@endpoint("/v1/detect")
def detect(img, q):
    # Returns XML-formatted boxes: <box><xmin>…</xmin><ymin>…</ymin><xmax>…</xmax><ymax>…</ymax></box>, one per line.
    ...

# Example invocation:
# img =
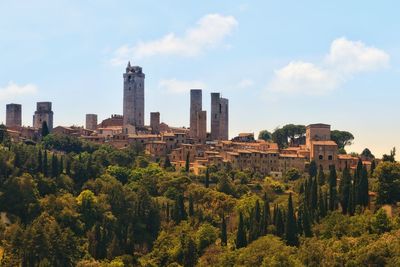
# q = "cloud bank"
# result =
<box><xmin>267</xmin><ymin>37</ymin><xmax>389</xmax><ymax>95</ymax></box>
<box><xmin>111</xmin><ymin>14</ymin><xmax>238</xmax><ymax>65</ymax></box>
<box><xmin>0</xmin><ymin>81</ymin><xmax>38</xmax><ymax>101</ymax></box>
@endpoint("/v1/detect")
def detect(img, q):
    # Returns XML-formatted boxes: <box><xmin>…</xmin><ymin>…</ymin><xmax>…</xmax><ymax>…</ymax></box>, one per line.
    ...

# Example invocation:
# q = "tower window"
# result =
<box><xmin>319</xmin><ymin>155</ymin><xmax>323</xmax><ymax>160</ymax></box>
<box><xmin>328</xmin><ymin>155</ymin><xmax>333</xmax><ymax>160</ymax></box>
<box><xmin>128</xmin><ymin>87</ymin><xmax>131</xmax><ymax>91</ymax></box>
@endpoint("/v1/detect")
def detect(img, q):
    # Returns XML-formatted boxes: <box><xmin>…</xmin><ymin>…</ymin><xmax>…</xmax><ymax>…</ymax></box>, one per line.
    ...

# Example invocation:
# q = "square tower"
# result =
<box><xmin>210</xmin><ymin>92</ymin><xmax>221</xmax><ymax>140</ymax></box>
<box><xmin>6</xmin><ymin>103</ymin><xmax>22</xmax><ymax>127</ymax></box>
<box><xmin>86</xmin><ymin>114</ymin><xmax>98</xmax><ymax>130</ymax></box>
<box><xmin>190</xmin><ymin>89</ymin><xmax>202</xmax><ymax>137</ymax></box>
<box><xmin>33</xmin><ymin>102</ymin><xmax>53</xmax><ymax>130</ymax></box>
<box><xmin>219</xmin><ymin>98</ymin><xmax>229</xmax><ymax>140</ymax></box>
<box><xmin>150</xmin><ymin>112</ymin><xmax>160</xmax><ymax>134</ymax></box>
<box><xmin>123</xmin><ymin>61</ymin><xmax>145</xmax><ymax>127</ymax></box>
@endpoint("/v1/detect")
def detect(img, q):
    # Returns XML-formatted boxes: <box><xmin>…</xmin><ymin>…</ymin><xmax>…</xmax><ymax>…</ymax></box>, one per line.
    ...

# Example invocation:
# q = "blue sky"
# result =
<box><xmin>0</xmin><ymin>0</ymin><xmax>399</xmax><ymax>157</ymax></box>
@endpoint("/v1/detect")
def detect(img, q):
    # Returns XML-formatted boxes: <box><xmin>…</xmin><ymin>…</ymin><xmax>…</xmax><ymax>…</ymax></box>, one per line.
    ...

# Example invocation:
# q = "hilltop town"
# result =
<box><xmin>3</xmin><ymin>62</ymin><xmax>374</xmax><ymax>178</ymax></box>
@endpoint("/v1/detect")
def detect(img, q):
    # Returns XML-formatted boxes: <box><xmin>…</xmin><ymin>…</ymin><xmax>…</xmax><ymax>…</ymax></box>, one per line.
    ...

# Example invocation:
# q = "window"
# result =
<box><xmin>328</xmin><ymin>155</ymin><xmax>333</xmax><ymax>160</ymax></box>
<box><xmin>319</xmin><ymin>155</ymin><xmax>323</xmax><ymax>160</ymax></box>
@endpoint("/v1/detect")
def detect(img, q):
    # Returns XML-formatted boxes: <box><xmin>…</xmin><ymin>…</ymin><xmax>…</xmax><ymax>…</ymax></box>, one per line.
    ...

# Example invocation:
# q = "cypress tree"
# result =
<box><xmin>311</xmin><ymin>177</ymin><xmax>318</xmax><ymax>213</ymax></box>
<box><xmin>284</xmin><ymin>193</ymin><xmax>299</xmax><ymax>246</ymax></box>
<box><xmin>356</xmin><ymin>158</ymin><xmax>363</xmax><ymax>179</ymax></box>
<box><xmin>51</xmin><ymin>153</ymin><xmax>58</xmax><ymax>178</ymax></box>
<box><xmin>221</xmin><ymin>215</ymin><xmax>227</xmax><ymax>246</ymax></box>
<box><xmin>43</xmin><ymin>150</ymin><xmax>48</xmax><ymax>177</ymax></box>
<box><xmin>37</xmin><ymin>149</ymin><xmax>43</xmax><ymax>173</ymax></box>
<box><xmin>188</xmin><ymin>194</ymin><xmax>194</xmax><ymax>217</ymax></box>
<box><xmin>328</xmin><ymin>165</ymin><xmax>338</xmax><ymax>211</ymax></box>
<box><xmin>66</xmin><ymin>157</ymin><xmax>71</xmax><ymax>176</ymax></box>
<box><xmin>236</xmin><ymin>212</ymin><xmax>247</xmax><ymax>248</ymax></box>
<box><xmin>309</xmin><ymin>160</ymin><xmax>318</xmax><ymax>178</ymax></box>
<box><xmin>182</xmin><ymin>236</ymin><xmax>198</xmax><ymax>267</ymax></box>
<box><xmin>41</xmin><ymin>121</ymin><xmax>50</xmax><ymax>137</ymax></box>
<box><xmin>59</xmin><ymin>156</ymin><xmax>64</xmax><ymax>175</ymax></box>
<box><xmin>276</xmin><ymin>208</ymin><xmax>285</xmax><ymax>237</ymax></box>
<box><xmin>178</xmin><ymin>194</ymin><xmax>187</xmax><ymax>221</ymax></box>
<box><xmin>261</xmin><ymin>194</ymin><xmax>270</xmax><ymax>235</ymax></box>
<box><xmin>348</xmin><ymin>183</ymin><xmax>355</xmax><ymax>216</ymax></box>
<box><xmin>358</xmin><ymin>165</ymin><xmax>369</xmax><ymax>207</ymax></box>
<box><xmin>318</xmin><ymin>165</ymin><xmax>325</xmax><ymax>185</ymax></box>
<box><xmin>185</xmin><ymin>152</ymin><xmax>190</xmax><ymax>173</ymax></box>
<box><xmin>370</xmin><ymin>160</ymin><xmax>376</xmax><ymax>176</ymax></box>
<box><xmin>297</xmin><ymin>206</ymin><xmax>303</xmax><ymax>235</ymax></box>
<box><xmin>163</xmin><ymin>156</ymin><xmax>172</xmax><ymax>169</ymax></box>
<box><xmin>339</xmin><ymin>166</ymin><xmax>351</xmax><ymax>214</ymax></box>
<box><xmin>323</xmin><ymin>191</ymin><xmax>329</xmax><ymax>215</ymax></box>
<box><xmin>205</xmin><ymin>168</ymin><xmax>210</xmax><ymax>188</ymax></box>
<box><xmin>318</xmin><ymin>188</ymin><xmax>326</xmax><ymax>218</ymax></box>
<box><xmin>302</xmin><ymin>205</ymin><xmax>313</xmax><ymax>237</ymax></box>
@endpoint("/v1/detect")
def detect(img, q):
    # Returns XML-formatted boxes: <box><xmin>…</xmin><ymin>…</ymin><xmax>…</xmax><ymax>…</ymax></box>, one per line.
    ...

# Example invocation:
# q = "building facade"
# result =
<box><xmin>123</xmin><ymin>62</ymin><xmax>145</xmax><ymax>127</ymax></box>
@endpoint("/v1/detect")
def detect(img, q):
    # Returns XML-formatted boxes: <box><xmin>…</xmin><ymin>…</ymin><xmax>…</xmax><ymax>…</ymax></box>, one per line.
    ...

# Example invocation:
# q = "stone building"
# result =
<box><xmin>150</xmin><ymin>112</ymin><xmax>160</xmax><ymax>134</ymax></box>
<box><xmin>99</xmin><ymin>114</ymin><xmax>123</xmax><ymax>128</ymax></box>
<box><xmin>197</xmin><ymin>110</ymin><xmax>207</xmax><ymax>143</ymax></box>
<box><xmin>33</xmin><ymin>102</ymin><xmax>53</xmax><ymax>130</ymax></box>
<box><xmin>85</xmin><ymin>114</ymin><xmax>98</xmax><ymax>130</ymax></box>
<box><xmin>6</xmin><ymin>103</ymin><xmax>22</xmax><ymax>127</ymax></box>
<box><xmin>190</xmin><ymin>89</ymin><xmax>202</xmax><ymax>137</ymax></box>
<box><xmin>123</xmin><ymin>62</ymin><xmax>145</xmax><ymax>128</ymax></box>
<box><xmin>306</xmin><ymin>123</ymin><xmax>331</xmax><ymax>149</ymax></box>
<box><xmin>211</xmin><ymin>93</ymin><xmax>229</xmax><ymax>140</ymax></box>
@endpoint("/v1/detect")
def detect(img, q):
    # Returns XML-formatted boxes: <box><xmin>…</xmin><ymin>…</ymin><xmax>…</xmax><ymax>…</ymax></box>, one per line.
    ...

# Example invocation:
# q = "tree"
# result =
<box><xmin>371</xmin><ymin>160</ymin><xmax>376</xmax><ymax>176</ymax></box>
<box><xmin>361</xmin><ymin>148</ymin><xmax>375</xmax><ymax>160</ymax></box>
<box><xmin>188</xmin><ymin>194</ymin><xmax>194</xmax><ymax>217</ymax></box>
<box><xmin>302</xmin><ymin>205</ymin><xmax>312</xmax><ymax>237</ymax></box>
<box><xmin>372</xmin><ymin>209</ymin><xmax>391</xmax><ymax>234</ymax></box>
<box><xmin>317</xmin><ymin>165</ymin><xmax>325</xmax><ymax>185</ymax></box>
<box><xmin>330</xmin><ymin>130</ymin><xmax>354</xmax><ymax>149</ymax></box>
<box><xmin>376</xmin><ymin>162</ymin><xmax>400</xmax><ymax>204</ymax></box>
<box><xmin>205</xmin><ymin>168</ymin><xmax>210</xmax><ymax>188</ymax></box>
<box><xmin>358</xmin><ymin>165</ymin><xmax>369</xmax><ymax>207</ymax></box>
<box><xmin>43</xmin><ymin>150</ymin><xmax>48</xmax><ymax>177</ymax></box>
<box><xmin>284</xmin><ymin>193</ymin><xmax>298</xmax><ymax>246</ymax></box>
<box><xmin>258</xmin><ymin>130</ymin><xmax>272</xmax><ymax>141</ymax></box>
<box><xmin>309</xmin><ymin>160</ymin><xmax>317</xmax><ymax>178</ymax></box>
<box><xmin>382</xmin><ymin>147</ymin><xmax>396</xmax><ymax>162</ymax></box>
<box><xmin>0</xmin><ymin>124</ymin><xmax>9</xmax><ymax>143</ymax></box>
<box><xmin>285</xmin><ymin>168</ymin><xmax>301</xmax><ymax>181</ymax></box>
<box><xmin>51</xmin><ymin>153</ymin><xmax>58</xmax><ymax>178</ymax></box>
<box><xmin>185</xmin><ymin>152</ymin><xmax>190</xmax><ymax>173</ymax></box>
<box><xmin>236</xmin><ymin>212</ymin><xmax>247</xmax><ymax>248</ymax></box>
<box><xmin>221</xmin><ymin>216</ymin><xmax>227</xmax><ymax>246</ymax></box>
<box><xmin>339</xmin><ymin>166</ymin><xmax>351</xmax><ymax>214</ymax></box>
<box><xmin>328</xmin><ymin>165</ymin><xmax>338</xmax><ymax>211</ymax></box>
<box><xmin>261</xmin><ymin>194</ymin><xmax>270</xmax><ymax>235</ymax></box>
<box><xmin>163</xmin><ymin>156</ymin><xmax>172</xmax><ymax>169</ymax></box>
<box><xmin>41</xmin><ymin>121</ymin><xmax>50</xmax><ymax>137</ymax></box>
<box><xmin>182</xmin><ymin>236</ymin><xmax>198</xmax><ymax>267</ymax></box>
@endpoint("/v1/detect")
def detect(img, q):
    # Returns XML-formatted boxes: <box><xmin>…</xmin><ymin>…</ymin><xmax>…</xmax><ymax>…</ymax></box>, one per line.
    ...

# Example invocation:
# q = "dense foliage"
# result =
<box><xmin>0</xmin><ymin>133</ymin><xmax>399</xmax><ymax>266</ymax></box>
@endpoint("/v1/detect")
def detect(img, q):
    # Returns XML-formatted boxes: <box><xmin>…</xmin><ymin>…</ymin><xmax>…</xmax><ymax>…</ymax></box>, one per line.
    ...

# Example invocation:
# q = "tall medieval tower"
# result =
<box><xmin>123</xmin><ymin>62</ymin><xmax>145</xmax><ymax>127</ymax></box>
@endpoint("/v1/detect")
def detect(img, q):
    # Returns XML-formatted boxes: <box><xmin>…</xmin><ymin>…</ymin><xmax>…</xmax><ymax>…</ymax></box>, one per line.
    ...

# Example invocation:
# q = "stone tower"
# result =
<box><xmin>150</xmin><ymin>112</ymin><xmax>160</xmax><ymax>134</ymax></box>
<box><xmin>210</xmin><ymin>93</ymin><xmax>221</xmax><ymax>140</ymax></box>
<box><xmin>210</xmin><ymin>93</ymin><xmax>229</xmax><ymax>140</ymax></box>
<box><xmin>197</xmin><ymin>110</ymin><xmax>207</xmax><ymax>143</ymax></box>
<box><xmin>219</xmin><ymin>98</ymin><xmax>229</xmax><ymax>140</ymax></box>
<box><xmin>123</xmin><ymin>61</ymin><xmax>145</xmax><ymax>127</ymax></box>
<box><xmin>33</xmin><ymin>102</ymin><xmax>53</xmax><ymax>130</ymax></box>
<box><xmin>86</xmin><ymin>114</ymin><xmax>98</xmax><ymax>130</ymax></box>
<box><xmin>190</xmin><ymin>89</ymin><xmax>202</xmax><ymax>137</ymax></box>
<box><xmin>6</xmin><ymin>103</ymin><xmax>22</xmax><ymax>127</ymax></box>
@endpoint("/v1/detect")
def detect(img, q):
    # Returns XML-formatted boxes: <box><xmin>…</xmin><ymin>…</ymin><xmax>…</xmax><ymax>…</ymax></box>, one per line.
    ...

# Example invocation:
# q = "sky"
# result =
<box><xmin>0</xmin><ymin>0</ymin><xmax>399</xmax><ymax>158</ymax></box>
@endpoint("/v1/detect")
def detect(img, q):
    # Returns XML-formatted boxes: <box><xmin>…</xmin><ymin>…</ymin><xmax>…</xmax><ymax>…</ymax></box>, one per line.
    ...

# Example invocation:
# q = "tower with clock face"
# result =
<box><xmin>123</xmin><ymin>61</ymin><xmax>145</xmax><ymax>128</ymax></box>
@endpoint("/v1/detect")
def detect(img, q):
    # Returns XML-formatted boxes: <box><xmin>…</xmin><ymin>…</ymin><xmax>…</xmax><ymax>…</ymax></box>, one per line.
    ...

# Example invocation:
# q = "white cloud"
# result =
<box><xmin>326</xmin><ymin>37</ymin><xmax>389</xmax><ymax>73</ymax></box>
<box><xmin>237</xmin><ymin>79</ymin><xmax>254</xmax><ymax>89</ymax></box>
<box><xmin>267</xmin><ymin>37</ymin><xmax>389</xmax><ymax>95</ymax></box>
<box><xmin>159</xmin><ymin>79</ymin><xmax>206</xmax><ymax>94</ymax></box>
<box><xmin>111</xmin><ymin>14</ymin><xmax>238</xmax><ymax>65</ymax></box>
<box><xmin>268</xmin><ymin>62</ymin><xmax>338</xmax><ymax>95</ymax></box>
<box><xmin>0</xmin><ymin>81</ymin><xmax>38</xmax><ymax>101</ymax></box>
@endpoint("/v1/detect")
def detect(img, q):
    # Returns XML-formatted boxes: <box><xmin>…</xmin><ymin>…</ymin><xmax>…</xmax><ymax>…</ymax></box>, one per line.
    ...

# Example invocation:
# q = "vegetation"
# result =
<box><xmin>0</xmin><ymin>133</ymin><xmax>399</xmax><ymax>266</ymax></box>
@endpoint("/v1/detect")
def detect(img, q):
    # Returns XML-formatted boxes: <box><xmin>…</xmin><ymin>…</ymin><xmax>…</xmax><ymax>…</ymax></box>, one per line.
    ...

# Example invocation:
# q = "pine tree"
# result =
<box><xmin>328</xmin><ymin>165</ymin><xmax>338</xmax><ymax>211</ymax></box>
<box><xmin>185</xmin><ymin>152</ymin><xmax>190</xmax><ymax>173</ymax></box>
<box><xmin>43</xmin><ymin>150</ymin><xmax>48</xmax><ymax>177</ymax></box>
<box><xmin>318</xmin><ymin>165</ymin><xmax>325</xmax><ymax>185</ymax></box>
<box><xmin>284</xmin><ymin>193</ymin><xmax>298</xmax><ymax>246</ymax></box>
<box><xmin>339</xmin><ymin>166</ymin><xmax>351</xmax><ymax>214</ymax></box>
<box><xmin>358</xmin><ymin>165</ymin><xmax>369</xmax><ymax>207</ymax></box>
<box><xmin>309</xmin><ymin>160</ymin><xmax>318</xmax><ymax>178</ymax></box>
<box><xmin>205</xmin><ymin>168</ymin><xmax>210</xmax><ymax>188</ymax></box>
<box><xmin>221</xmin><ymin>215</ymin><xmax>227</xmax><ymax>246</ymax></box>
<box><xmin>236</xmin><ymin>212</ymin><xmax>247</xmax><ymax>248</ymax></box>
<box><xmin>41</xmin><ymin>121</ymin><xmax>50</xmax><ymax>137</ymax></box>
<box><xmin>188</xmin><ymin>194</ymin><xmax>194</xmax><ymax>217</ymax></box>
<box><xmin>51</xmin><ymin>153</ymin><xmax>58</xmax><ymax>178</ymax></box>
